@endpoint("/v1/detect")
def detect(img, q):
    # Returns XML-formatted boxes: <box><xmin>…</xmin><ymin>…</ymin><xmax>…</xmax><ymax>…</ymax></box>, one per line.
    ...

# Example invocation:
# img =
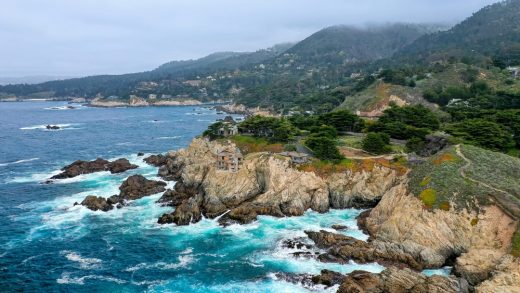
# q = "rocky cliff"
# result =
<box><xmin>156</xmin><ymin>138</ymin><xmax>405</xmax><ymax>226</ymax></box>
<box><xmin>151</xmin><ymin>138</ymin><xmax>519</xmax><ymax>290</ymax></box>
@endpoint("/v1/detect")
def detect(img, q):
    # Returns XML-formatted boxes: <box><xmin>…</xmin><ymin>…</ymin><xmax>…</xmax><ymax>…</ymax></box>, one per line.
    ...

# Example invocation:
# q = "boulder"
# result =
<box><xmin>118</xmin><ymin>175</ymin><xmax>166</xmax><ymax>200</ymax></box>
<box><xmin>106</xmin><ymin>158</ymin><xmax>138</xmax><ymax>174</ymax></box>
<box><xmin>137</xmin><ymin>152</ymin><xmax>144</xmax><ymax>157</ymax></box>
<box><xmin>81</xmin><ymin>195</ymin><xmax>113</xmax><ymax>211</ymax></box>
<box><xmin>143</xmin><ymin>154</ymin><xmax>168</xmax><ymax>167</ymax></box>
<box><xmin>331</xmin><ymin>224</ymin><xmax>349</xmax><ymax>231</ymax></box>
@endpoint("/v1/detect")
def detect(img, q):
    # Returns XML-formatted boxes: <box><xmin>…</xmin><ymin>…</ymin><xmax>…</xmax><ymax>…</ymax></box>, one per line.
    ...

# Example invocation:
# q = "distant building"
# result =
<box><xmin>507</xmin><ymin>67</ymin><xmax>520</xmax><ymax>78</ymax></box>
<box><xmin>216</xmin><ymin>150</ymin><xmax>243</xmax><ymax>172</ymax></box>
<box><xmin>148</xmin><ymin>94</ymin><xmax>157</xmax><ymax>100</ymax></box>
<box><xmin>280</xmin><ymin>152</ymin><xmax>310</xmax><ymax>164</ymax></box>
<box><xmin>218</xmin><ymin>124</ymin><xmax>238</xmax><ymax>137</ymax></box>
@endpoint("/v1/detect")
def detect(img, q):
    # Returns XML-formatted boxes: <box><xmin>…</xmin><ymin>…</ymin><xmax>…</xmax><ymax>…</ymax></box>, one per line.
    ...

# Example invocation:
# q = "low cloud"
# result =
<box><xmin>0</xmin><ymin>0</ymin><xmax>500</xmax><ymax>77</ymax></box>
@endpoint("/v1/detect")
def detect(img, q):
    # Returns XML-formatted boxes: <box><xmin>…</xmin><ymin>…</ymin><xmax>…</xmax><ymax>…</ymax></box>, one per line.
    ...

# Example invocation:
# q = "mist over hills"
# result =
<box><xmin>1</xmin><ymin>0</ymin><xmax>519</xmax><ymax>112</ymax></box>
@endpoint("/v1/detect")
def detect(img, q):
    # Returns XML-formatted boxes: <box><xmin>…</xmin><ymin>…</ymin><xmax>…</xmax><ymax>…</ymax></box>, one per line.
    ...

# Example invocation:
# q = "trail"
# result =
<box><xmin>455</xmin><ymin>145</ymin><xmax>520</xmax><ymax>219</ymax></box>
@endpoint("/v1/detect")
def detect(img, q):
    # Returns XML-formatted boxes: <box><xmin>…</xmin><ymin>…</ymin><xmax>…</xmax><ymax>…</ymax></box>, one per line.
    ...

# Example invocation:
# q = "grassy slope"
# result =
<box><xmin>338</xmin><ymin>63</ymin><xmax>519</xmax><ymax>113</ymax></box>
<box><xmin>408</xmin><ymin>144</ymin><xmax>520</xmax><ymax>255</ymax></box>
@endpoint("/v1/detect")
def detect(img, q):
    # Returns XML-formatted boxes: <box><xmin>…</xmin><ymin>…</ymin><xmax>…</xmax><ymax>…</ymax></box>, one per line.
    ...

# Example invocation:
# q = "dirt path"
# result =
<box><xmin>455</xmin><ymin>144</ymin><xmax>520</xmax><ymax>219</ymax></box>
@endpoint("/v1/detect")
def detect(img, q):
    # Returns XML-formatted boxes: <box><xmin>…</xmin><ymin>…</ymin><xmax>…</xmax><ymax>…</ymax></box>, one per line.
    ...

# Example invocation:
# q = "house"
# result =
<box><xmin>218</xmin><ymin>124</ymin><xmax>238</xmax><ymax>137</ymax></box>
<box><xmin>216</xmin><ymin>150</ymin><xmax>243</xmax><ymax>172</ymax></box>
<box><xmin>280</xmin><ymin>152</ymin><xmax>310</xmax><ymax>164</ymax></box>
<box><xmin>508</xmin><ymin>67</ymin><xmax>520</xmax><ymax>78</ymax></box>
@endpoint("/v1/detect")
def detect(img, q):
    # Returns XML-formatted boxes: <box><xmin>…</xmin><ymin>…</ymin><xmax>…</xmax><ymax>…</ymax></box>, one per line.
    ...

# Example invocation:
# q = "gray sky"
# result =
<box><xmin>0</xmin><ymin>0</ymin><xmax>500</xmax><ymax>77</ymax></box>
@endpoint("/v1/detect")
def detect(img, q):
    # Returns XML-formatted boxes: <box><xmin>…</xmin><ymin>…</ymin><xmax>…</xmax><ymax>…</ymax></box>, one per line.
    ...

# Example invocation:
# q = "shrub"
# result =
<box><xmin>305</xmin><ymin>136</ymin><xmax>344</xmax><ymax>162</ymax></box>
<box><xmin>420</xmin><ymin>188</ymin><xmax>437</xmax><ymax>208</ymax></box>
<box><xmin>362</xmin><ymin>132</ymin><xmax>392</xmax><ymax>155</ymax></box>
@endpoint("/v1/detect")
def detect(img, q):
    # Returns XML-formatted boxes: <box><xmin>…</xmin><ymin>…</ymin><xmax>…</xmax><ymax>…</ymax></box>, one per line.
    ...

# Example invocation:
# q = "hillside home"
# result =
<box><xmin>216</xmin><ymin>150</ymin><xmax>243</xmax><ymax>172</ymax></box>
<box><xmin>218</xmin><ymin>124</ymin><xmax>239</xmax><ymax>137</ymax></box>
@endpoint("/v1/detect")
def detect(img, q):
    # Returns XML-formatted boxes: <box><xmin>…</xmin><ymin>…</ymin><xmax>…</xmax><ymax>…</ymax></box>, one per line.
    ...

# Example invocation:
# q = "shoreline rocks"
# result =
<box><xmin>338</xmin><ymin>268</ymin><xmax>469</xmax><ymax>293</ymax></box>
<box><xmin>80</xmin><ymin>175</ymin><xmax>166</xmax><ymax>211</ymax></box>
<box><xmin>51</xmin><ymin>158</ymin><xmax>138</xmax><ymax>179</ymax></box>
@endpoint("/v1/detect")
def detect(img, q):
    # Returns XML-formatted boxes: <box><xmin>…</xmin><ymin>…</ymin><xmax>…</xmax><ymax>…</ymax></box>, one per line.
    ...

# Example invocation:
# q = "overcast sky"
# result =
<box><xmin>0</xmin><ymin>0</ymin><xmax>500</xmax><ymax>77</ymax></box>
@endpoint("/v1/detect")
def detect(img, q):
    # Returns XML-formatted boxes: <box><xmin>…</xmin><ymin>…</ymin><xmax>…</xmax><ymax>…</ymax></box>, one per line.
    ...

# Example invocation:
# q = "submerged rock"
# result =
<box><xmin>46</xmin><ymin>124</ymin><xmax>60</xmax><ymax>130</ymax></box>
<box><xmin>331</xmin><ymin>224</ymin><xmax>349</xmax><ymax>231</ymax></box>
<box><xmin>51</xmin><ymin>158</ymin><xmax>137</xmax><ymax>179</ymax></box>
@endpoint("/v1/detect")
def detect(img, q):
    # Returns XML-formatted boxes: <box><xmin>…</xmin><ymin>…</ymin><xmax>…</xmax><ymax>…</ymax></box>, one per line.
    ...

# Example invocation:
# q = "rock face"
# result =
<box><xmin>362</xmin><ymin>182</ymin><xmax>517</xmax><ymax>270</ymax></box>
<box><xmin>81</xmin><ymin>175</ymin><xmax>166</xmax><ymax>211</ymax></box>
<box><xmin>475</xmin><ymin>255</ymin><xmax>520</xmax><ymax>292</ymax></box>
<box><xmin>338</xmin><ymin>268</ymin><xmax>468</xmax><ymax>293</ymax></box>
<box><xmin>156</xmin><ymin>138</ymin><xmax>405</xmax><ymax>226</ymax></box>
<box><xmin>51</xmin><ymin>158</ymin><xmax>138</xmax><ymax>179</ymax></box>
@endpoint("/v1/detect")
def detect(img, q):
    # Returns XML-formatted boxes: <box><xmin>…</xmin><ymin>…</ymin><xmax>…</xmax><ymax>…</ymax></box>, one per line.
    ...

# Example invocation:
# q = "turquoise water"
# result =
<box><xmin>0</xmin><ymin>102</ymin><xmax>385</xmax><ymax>292</ymax></box>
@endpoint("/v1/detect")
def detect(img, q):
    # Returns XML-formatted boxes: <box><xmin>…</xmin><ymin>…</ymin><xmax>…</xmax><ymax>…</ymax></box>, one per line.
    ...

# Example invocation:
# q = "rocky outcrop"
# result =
<box><xmin>107</xmin><ymin>158</ymin><xmax>139</xmax><ymax>174</ymax></box>
<box><xmin>80</xmin><ymin>195</ymin><xmax>113</xmax><ymax>211</ymax></box>
<box><xmin>51</xmin><ymin>158</ymin><xmax>138</xmax><ymax>179</ymax></box>
<box><xmin>144</xmin><ymin>153</ymin><xmax>184</xmax><ymax>181</ymax></box>
<box><xmin>311</xmin><ymin>269</ymin><xmax>346</xmax><ymax>287</ymax></box>
<box><xmin>156</xmin><ymin>138</ymin><xmax>405</xmax><ymax>226</ymax></box>
<box><xmin>81</xmin><ymin>175</ymin><xmax>166</xmax><ymax>211</ymax></box>
<box><xmin>116</xmin><ymin>175</ymin><xmax>167</xmax><ymax>201</ymax></box>
<box><xmin>305</xmin><ymin>230</ymin><xmax>423</xmax><ymax>270</ymax></box>
<box><xmin>362</xmin><ymin>182</ymin><xmax>517</xmax><ymax>270</ymax></box>
<box><xmin>338</xmin><ymin>268</ymin><xmax>469</xmax><ymax>293</ymax></box>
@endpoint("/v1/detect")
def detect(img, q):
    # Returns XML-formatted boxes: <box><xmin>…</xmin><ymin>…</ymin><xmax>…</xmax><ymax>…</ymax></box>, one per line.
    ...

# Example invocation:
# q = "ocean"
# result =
<box><xmin>0</xmin><ymin>101</ymin><xmax>388</xmax><ymax>292</ymax></box>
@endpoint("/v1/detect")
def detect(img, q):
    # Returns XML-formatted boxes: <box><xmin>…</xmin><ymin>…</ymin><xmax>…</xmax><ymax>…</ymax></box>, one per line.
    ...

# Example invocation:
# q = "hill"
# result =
<box><xmin>287</xmin><ymin>24</ymin><xmax>443</xmax><ymax>65</ymax></box>
<box><xmin>396</xmin><ymin>0</ymin><xmax>520</xmax><ymax>64</ymax></box>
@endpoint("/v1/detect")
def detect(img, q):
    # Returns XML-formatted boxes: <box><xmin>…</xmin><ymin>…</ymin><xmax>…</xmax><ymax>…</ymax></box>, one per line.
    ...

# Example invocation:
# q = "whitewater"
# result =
<box><xmin>0</xmin><ymin>101</ymin><xmax>447</xmax><ymax>292</ymax></box>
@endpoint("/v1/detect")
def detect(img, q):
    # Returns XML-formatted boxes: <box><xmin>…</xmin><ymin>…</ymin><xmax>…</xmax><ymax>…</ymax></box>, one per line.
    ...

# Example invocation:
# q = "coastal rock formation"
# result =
<box><xmin>116</xmin><ymin>174</ymin><xmax>167</xmax><ymax>200</ymax></box>
<box><xmin>327</xmin><ymin>166</ymin><xmax>403</xmax><ymax>209</ymax></box>
<box><xmin>338</xmin><ymin>268</ymin><xmax>468</xmax><ymax>293</ymax></box>
<box><xmin>156</xmin><ymin>138</ymin><xmax>405</xmax><ymax>226</ymax></box>
<box><xmin>107</xmin><ymin>158</ymin><xmax>139</xmax><ymax>174</ymax></box>
<box><xmin>305</xmin><ymin>230</ymin><xmax>423</xmax><ymax>270</ymax></box>
<box><xmin>362</xmin><ymin>182</ymin><xmax>517</xmax><ymax>270</ymax></box>
<box><xmin>81</xmin><ymin>175</ymin><xmax>166</xmax><ymax>211</ymax></box>
<box><xmin>51</xmin><ymin>158</ymin><xmax>138</xmax><ymax>179</ymax></box>
<box><xmin>80</xmin><ymin>195</ymin><xmax>113</xmax><ymax>211</ymax></box>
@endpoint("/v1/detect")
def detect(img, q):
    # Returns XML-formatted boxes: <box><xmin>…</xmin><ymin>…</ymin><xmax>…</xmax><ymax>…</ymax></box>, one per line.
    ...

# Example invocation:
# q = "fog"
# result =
<box><xmin>0</xmin><ymin>0</ymin><xmax>500</xmax><ymax>77</ymax></box>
